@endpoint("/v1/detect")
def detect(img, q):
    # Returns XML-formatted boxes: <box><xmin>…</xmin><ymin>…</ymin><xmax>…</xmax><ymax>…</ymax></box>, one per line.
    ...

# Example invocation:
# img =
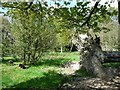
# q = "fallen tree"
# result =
<box><xmin>2</xmin><ymin>0</ymin><xmax>118</xmax><ymax>78</ymax></box>
<box><xmin>54</xmin><ymin>0</ymin><xmax>117</xmax><ymax>79</ymax></box>
<box><xmin>72</xmin><ymin>33</ymin><xmax>107</xmax><ymax>79</ymax></box>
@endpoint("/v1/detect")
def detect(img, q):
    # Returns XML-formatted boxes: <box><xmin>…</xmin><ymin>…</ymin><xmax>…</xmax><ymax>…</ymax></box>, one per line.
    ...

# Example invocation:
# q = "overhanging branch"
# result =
<box><xmin>118</xmin><ymin>1</ymin><xmax>120</xmax><ymax>24</ymax></box>
<box><xmin>80</xmin><ymin>1</ymin><xmax>100</xmax><ymax>27</ymax></box>
<box><xmin>25</xmin><ymin>2</ymin><xmax>33</xmax><ymax>10</ymax></box>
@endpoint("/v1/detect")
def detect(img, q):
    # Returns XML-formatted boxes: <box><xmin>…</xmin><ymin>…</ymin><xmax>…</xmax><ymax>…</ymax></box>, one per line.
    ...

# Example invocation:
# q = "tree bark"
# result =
<box><xmin>118</xmin><ymin>1</ymin><xmax>120</xmax><ymax>51</ymax></box>
<box><xmin>118</xmin><ymin>1</ymin><xmax>120</xmax><ymax>24</ymax></box>
<box><xmin>72</xmin><ymin>34</ymin><xmax>108</xmax><ymax>79</ymax></box>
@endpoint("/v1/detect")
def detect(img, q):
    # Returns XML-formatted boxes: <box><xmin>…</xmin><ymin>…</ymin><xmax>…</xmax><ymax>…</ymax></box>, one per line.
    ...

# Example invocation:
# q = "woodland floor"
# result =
<box><xmin>59</xmin><ymin>61</ymin><xmax>120</xmax><ymax>90</ymax></box>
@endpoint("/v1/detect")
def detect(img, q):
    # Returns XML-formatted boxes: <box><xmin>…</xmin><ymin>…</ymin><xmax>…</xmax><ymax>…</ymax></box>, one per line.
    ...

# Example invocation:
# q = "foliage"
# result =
<box><xmin>53</xmin><ymin>1</ymin><xmax>117</xmax><ymax>33</ymax></box>
<box><xmin>88</xmin><ymin>19</ymin><xmax>118</xmax><ymax>51</ymax></box>
<box><xmin>100</xmin><ymin>29</ymin><xmax>118</xmax><ymax>51</ymax></box>
<box><xmin>1</xmin><ymin>17</ymin><xmax>14</xmax><ymax>57</ymax></box>
<box><xmin>49</xmin><ymin>17</ymin><xmax>75</xmax><ymax>52</ymax></box>
<box><xmin>2</xmin><ymin>2</ymin><xmax>57</xmax><ymax>64</ymax></box>
<box><xmin>52</xmin><ymin>1</ymin><xmax>116</xmax><ymax>52</ymax></box>
<box><xmin>55</xmin><ymin>28</ymin><xmax>74</xmax><ymax>52</ymax></box>
<box><xmin>1</xmin><ymin>1</ymin><xmax>118</xmax><ymax>63</ymax></box>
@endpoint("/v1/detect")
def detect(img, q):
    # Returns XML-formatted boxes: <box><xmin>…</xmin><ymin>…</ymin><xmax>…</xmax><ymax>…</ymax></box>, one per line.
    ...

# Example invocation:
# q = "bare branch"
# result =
<box><xmin>80</xmin><ymin>1</ymin><xmax>100</xmax><ymax>27</ymax></box>
<box><xmin>118</xmin><ymin>1</ymin><xmax>120</xmax><ymax>24</ymax></box>
<box><xmin>25</xmin><ymin>2</ymin><xmax>33</xmax><ymax>10</ymax></box>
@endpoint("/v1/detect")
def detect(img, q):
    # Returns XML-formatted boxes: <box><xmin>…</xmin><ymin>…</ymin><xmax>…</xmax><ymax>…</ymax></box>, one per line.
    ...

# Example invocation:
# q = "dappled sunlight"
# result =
<box><xmin>1</xmin><ymin>0</ymin><xmax>120</xmax><ymax>89</ymax></box>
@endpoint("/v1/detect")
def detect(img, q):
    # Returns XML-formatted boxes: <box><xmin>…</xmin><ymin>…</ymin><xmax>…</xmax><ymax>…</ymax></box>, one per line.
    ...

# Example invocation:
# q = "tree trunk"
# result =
<box><xmin>118</xmin><ymin>1</ymin><xmax>120</xmax><ymax>24</ymax></box>
<box><xmin>72</xmin><ymin>33</ymin><xmax>108</xmax><ymax>79</ymax></box>
<box><xmin>60</xmin><ymin>46</ymin><xmax>63</xmax><ymax>53</ymax></box>
<box><xmin>23</xmin><ymin>49</ymin><xmax>26</xmax><ymax>65</ymax></box>
<box><xmin>118</xmin><ymin>25</ymin><xmax>120</xmax><ymax>51</ymax></box>
<box><xmin>118</xmin><ymin>1</ymin><xmax>120</xmax><ymax>51</ymax></box>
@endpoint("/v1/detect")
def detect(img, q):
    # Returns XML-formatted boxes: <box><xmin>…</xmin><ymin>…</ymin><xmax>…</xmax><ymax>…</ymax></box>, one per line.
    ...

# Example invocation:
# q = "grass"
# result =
<box><xmin>2</xmin><ymin>52</ymin><xmax>120</xmax><ymax>89</ymax></box>
<box><xmin>2</xmin><ymin>56</ymin><xmax>19</xmax><ymax>63</ymax></box>
<box><xmin>2</xmin><ymin>70</ymin><xmax>66</xmax><ymax>90</ymax></box>
<box><xmin>1</xmin><ymin>52</ymin><xmax>79</xmax><ymax>89</ymax></box>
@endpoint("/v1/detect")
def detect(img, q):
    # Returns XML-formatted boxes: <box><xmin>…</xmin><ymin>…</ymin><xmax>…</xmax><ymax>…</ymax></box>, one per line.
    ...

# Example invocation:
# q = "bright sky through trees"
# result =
<box><xmin>0</xmin><ymin>0</ymin><xmax>118</xmax><ymax>13</ymax></box>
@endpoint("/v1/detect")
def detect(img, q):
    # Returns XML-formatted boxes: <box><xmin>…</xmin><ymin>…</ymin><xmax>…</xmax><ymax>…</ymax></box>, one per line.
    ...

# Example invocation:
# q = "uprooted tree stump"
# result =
<box><xmin>72</xmin><ymin>33</ymin><xmax>108</xmax><ymax>79</ymax></box>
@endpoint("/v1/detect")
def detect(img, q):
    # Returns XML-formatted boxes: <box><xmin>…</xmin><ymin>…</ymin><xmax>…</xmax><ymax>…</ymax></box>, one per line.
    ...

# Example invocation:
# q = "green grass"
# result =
<box><xmin>3</xmin><ymin>52</ymin><xmax>120</xmax><ymax>89</ymax></box>
<box><xmin>42</xmin><ymin>51</ymin><xmax>79</xmax><ymax>61</ymax></box>
<box><xmin>2</xmin><ymin>56</ymin><xmax>19</xmax><ymax>63</ymax></box>
<box><xmin>2</xmin><ymin>52</ymin><xmax>79</xmax><ymax>89</ymax></box>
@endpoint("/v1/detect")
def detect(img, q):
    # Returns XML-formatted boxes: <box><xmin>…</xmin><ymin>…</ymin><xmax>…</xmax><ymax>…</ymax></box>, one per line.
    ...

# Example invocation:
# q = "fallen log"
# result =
<box><xmin>103</xmin><ymin>51</ymin><xmax>120</xmax><ymax>63</ymax></box>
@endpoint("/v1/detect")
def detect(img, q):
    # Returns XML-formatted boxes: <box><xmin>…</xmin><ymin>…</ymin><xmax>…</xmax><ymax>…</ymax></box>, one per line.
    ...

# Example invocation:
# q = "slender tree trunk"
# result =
<box><xmin>23</xmin><ymin>49</ymin><xmax>26</xmax><ymax>64</ymax></box>
<box><xmin>70</xmin><ymin>44</ymin><xmax>73</xmax><ymax>52</ymax></box>
<box><xmin>118</xmin><ymin>25</ymin><xmax>120</xmax><ymax>51</ymax></box>
<box><xmin>28</xmin><ymin>53</ymin><xmax>31</xmax><ymax>64</ymax></box>
<box><xmin>60</xmin><ymin>46</ymin><xmax>63</xmax><ymax>53</ymax></box>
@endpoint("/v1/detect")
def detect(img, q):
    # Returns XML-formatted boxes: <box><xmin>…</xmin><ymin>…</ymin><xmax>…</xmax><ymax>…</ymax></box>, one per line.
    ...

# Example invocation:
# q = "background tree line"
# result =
<box><xmin>1</xmin><ymin>1</ymin><xmax>118</xmax><ymax>65</ymax></box>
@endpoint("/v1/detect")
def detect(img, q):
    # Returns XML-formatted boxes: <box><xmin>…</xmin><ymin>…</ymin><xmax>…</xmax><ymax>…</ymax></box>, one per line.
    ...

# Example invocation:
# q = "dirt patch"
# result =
<box><xmin>59</xmin><ymin>62</ymin><xmax>120</xmax><ymax>90</ymax></box>
<box><xmin>60</xmin><ymin>75</ymin><xmax>120</xmax><ymax>90</ymax></box>
<box><xmin>60</xmin><ymin>61</ymin><xmax>81</xmax><ymax>75</ymax></box>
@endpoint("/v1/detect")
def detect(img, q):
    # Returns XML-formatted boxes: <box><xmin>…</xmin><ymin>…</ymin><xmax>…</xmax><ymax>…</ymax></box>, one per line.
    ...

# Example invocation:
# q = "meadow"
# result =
<box><xmin>2</xmin><ymin>52</ymin><xmax>80</xmax><ymax>89</ymax></box>
<box><xmin>1</xmin><ymin>51</ymin><xmax>120</xmax><ymax>90</ymax></box>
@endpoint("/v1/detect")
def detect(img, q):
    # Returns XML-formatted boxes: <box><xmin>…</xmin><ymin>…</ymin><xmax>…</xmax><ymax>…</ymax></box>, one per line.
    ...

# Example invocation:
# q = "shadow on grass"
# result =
<box><xmin>2</xmin><ymin>71</ymin><xmax>69</xmax><ymax>90</ymax></box>
<box><xmin>2</xmin><ymin>65</ymin><xmax>93</xmax><ymax>90</ymax></box>
<box><xmin>32</xmin><ymin>58</ymin><xmax>71</xmax><ymax>67</ymax></box>
<box><xmin>2</xmin><ymin>60</ymin><xmax>9</xmax><ymax>64</ymax></box>
<box><xmin>1</xmin><ymin>70</ymin><xmax>92</xmax><ymax>90</ymax></box>
<box><xmin>74</xmin><ymin>68</ymin><xmax>94</xmax><ymax>77</ymax></box>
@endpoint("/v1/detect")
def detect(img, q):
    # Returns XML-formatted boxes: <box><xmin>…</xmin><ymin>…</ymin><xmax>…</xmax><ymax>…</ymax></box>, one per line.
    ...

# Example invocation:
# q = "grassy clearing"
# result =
<box><xmin>2</xmin><ymin>52</ymin><xmax>79</xmax><ymax>89</ymax></box>
<box><xmin>2</xmin><ymin>52</ymin><xmax>120</xmax><ymax>89</ymax></box>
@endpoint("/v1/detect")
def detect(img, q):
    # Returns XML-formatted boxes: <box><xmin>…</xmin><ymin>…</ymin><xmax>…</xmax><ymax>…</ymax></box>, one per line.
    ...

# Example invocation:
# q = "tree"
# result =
<box><xmin>2</xmin><ymin>2</ymin><xmax>56</xmax><ymax>64</ymax></box>
<box><xmin>53</xmin><ymin>19</ymin><xmax>74</xmax><ymax>53</ymax></box>
<box><xmin>1</xmin><ymin>17</ymin><xmax>14</xmax><ymax>57</ymax></box>
<box><xmin>52</xmin><ymin>0</ymin><xmax>116</xmax><ymax>78</ymax></box>
<box><xmin>99</xmin><ymin>20</ymin><xmax>118</xmax><ymax>51</ymax></box>
<box><xmin>2</xmin><ymin>1</ymin><xmax>117</xmax><ymax>78</ymax></box>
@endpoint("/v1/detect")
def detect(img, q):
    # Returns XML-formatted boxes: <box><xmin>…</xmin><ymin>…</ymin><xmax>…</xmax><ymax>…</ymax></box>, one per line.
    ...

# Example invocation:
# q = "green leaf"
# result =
<box><xmin>83</xmin><ymin>2</ymin><xmax>90</xmax><ymax>6</ymax></box>
<box><xmin>55</xmin><ymin>2</ymin><xmax>60</xmax><ymax>7</ymax></box>
<box><xmin>93</xmin><ymin>27</ymin><xmax>101</xmax><ymax>32</ymax></box>
<box><xmin>93</xmin><ymin>22</ymin><xmax>98</xmax><ymax>27</ymax></box>
<box><xmin>64</xmin><ymin>1</ymin><xmax>70</xmax><ymax>6</ymax></box>
<box><xmin>77</xmin><ymin>2</ymin><xmax>83</xmax><ymax>6</ymax></box>
<box><xmin>43</xmin><ymin>2</ymin><xmax>48</xmax><ymax>7</ymax></box>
